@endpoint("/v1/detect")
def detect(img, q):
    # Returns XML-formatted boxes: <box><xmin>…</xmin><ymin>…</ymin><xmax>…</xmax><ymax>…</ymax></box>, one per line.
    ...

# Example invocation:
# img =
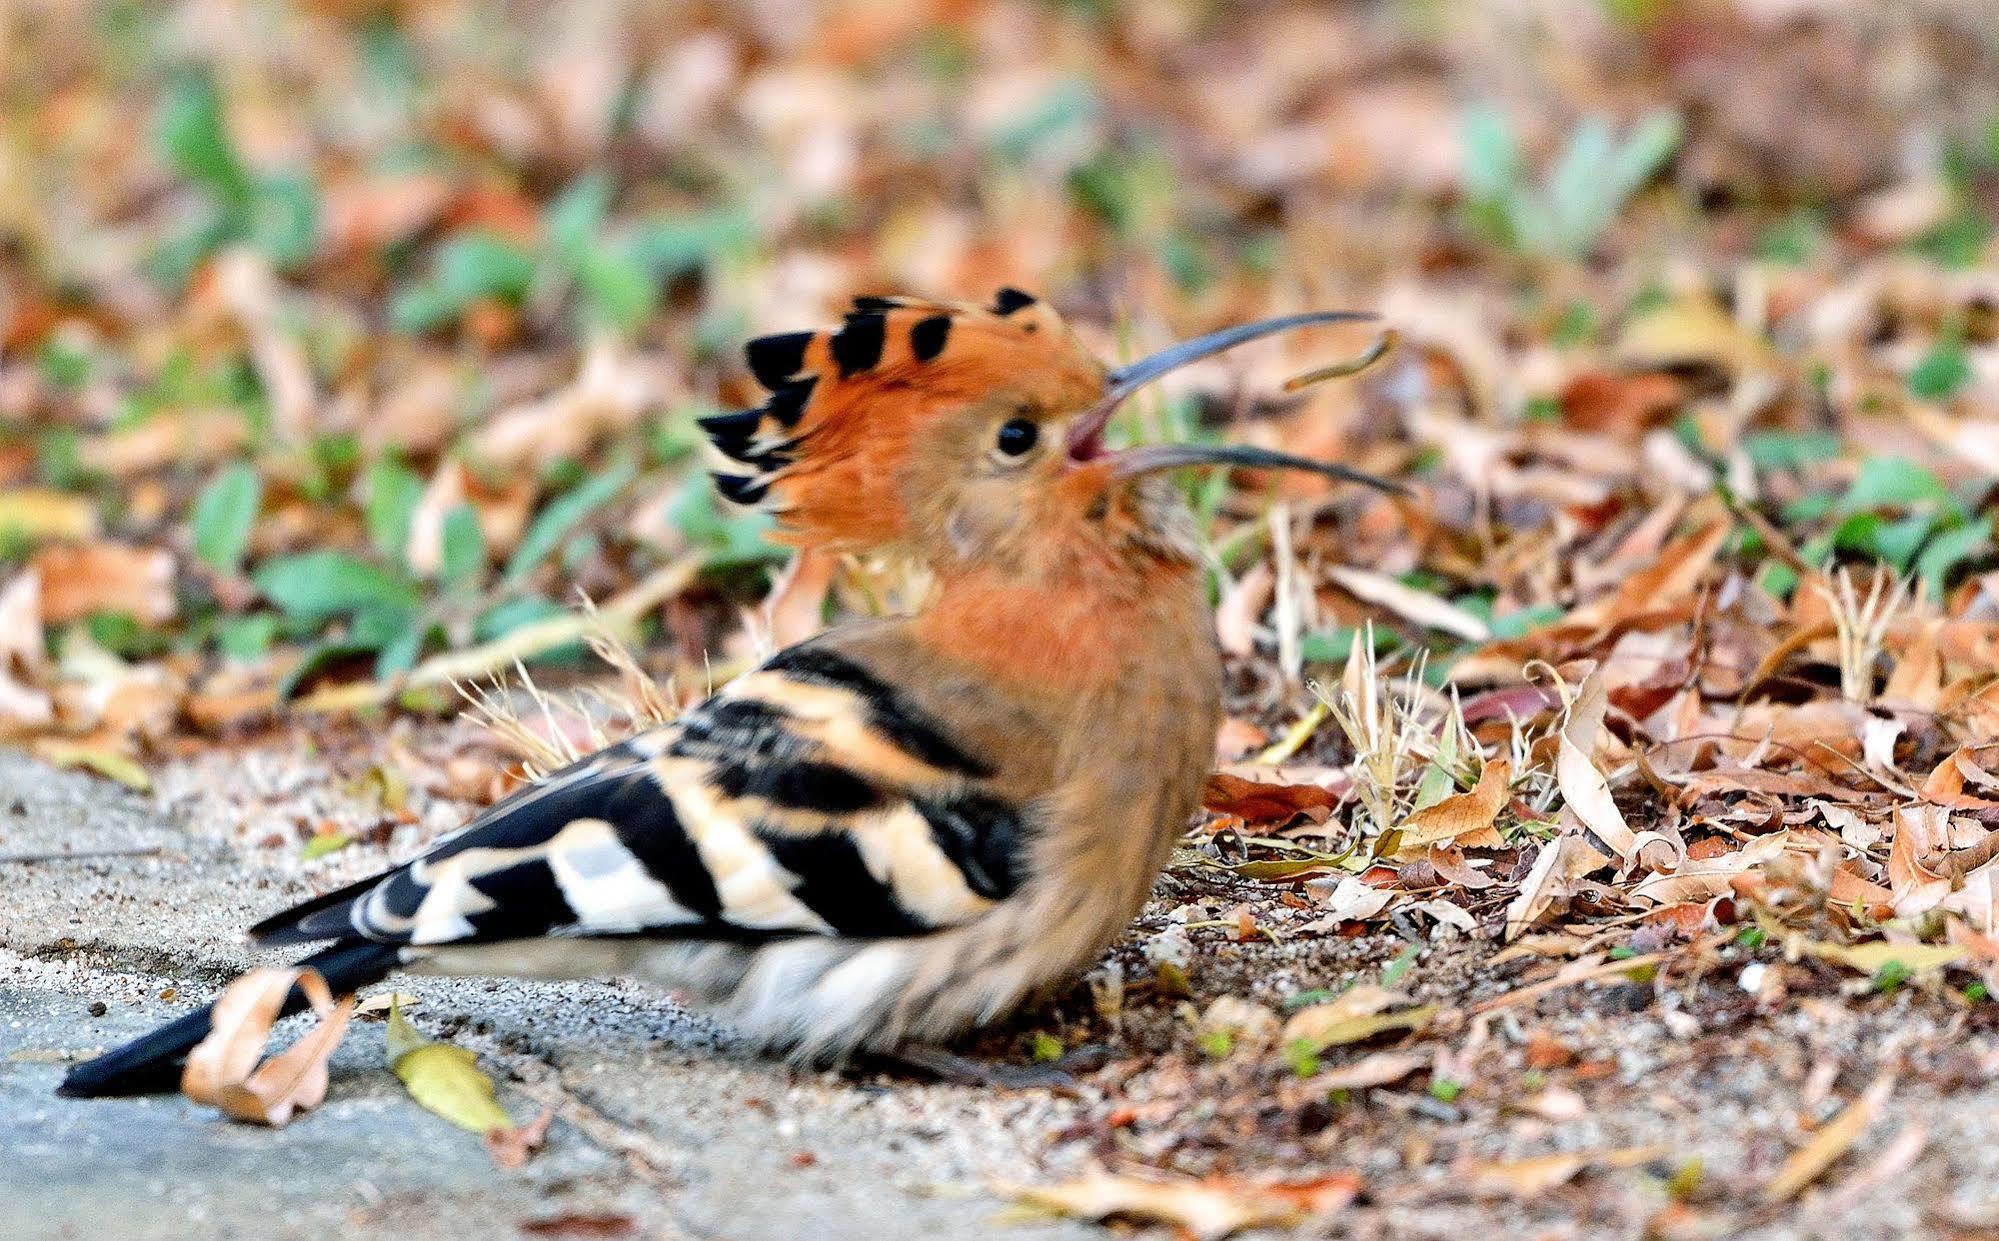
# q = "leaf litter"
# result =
<box><xmin>8</xmin><ymin>1</ymin><xmax>1999</xmax><ymax>1234</ymax></box>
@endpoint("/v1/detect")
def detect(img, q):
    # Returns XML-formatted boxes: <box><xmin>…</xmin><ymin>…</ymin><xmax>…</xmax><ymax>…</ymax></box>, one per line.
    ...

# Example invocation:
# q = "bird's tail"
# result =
<box><xmin>56</xmin><ymin>939</ymin><xmax>400</xmax><ymax>1099</ymax></box>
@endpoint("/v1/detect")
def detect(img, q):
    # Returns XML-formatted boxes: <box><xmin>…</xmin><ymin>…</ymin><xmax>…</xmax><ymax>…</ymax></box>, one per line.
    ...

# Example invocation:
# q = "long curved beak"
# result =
<box><xmin>1068</xmin><ymin>309</ymin><xmax>1402</xmax><ymax>494</ymax></box>
<box><xmin>1108</xmin><ymin>442</ymin><xmax>1408</xmax><ymax>496</ymax></box>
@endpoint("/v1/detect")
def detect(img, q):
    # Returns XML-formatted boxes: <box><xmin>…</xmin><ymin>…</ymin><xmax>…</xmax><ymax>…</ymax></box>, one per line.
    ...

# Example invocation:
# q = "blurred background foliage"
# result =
<box><xmin>0</xmin><ymin>0</ymin><xmax>1996</xmax><ymax>751</ymax></box>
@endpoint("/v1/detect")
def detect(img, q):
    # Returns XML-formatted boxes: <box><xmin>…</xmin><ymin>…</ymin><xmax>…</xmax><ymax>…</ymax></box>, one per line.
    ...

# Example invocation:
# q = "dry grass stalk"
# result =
<box><xmin>1816</xmin><ymin>567</ymin><xmax>1913</xmax><ymax>704</ymax></box>
<box><xmin>1313</xmin><ymin>625</ymin><xmax>1430</xmax><ymax>836</ymax></box>
<box><xmin>457</xmin><ymin>605</ymin><xmax>677</xmax><ymax>784</ymax></box>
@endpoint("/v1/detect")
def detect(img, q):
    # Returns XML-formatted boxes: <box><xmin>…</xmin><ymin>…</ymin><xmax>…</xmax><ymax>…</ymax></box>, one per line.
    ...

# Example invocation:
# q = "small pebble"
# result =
<box><xmin>87</xmin><ymin>1001</ymin><xmax>107</xmax><ymax>1017</ymax></box>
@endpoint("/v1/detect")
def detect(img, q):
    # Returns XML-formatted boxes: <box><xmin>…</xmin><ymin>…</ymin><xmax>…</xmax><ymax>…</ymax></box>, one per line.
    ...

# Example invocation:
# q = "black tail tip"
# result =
<box><xmin>56</xmin><ymin>1056</ymin><xmax>181</xmax><ymax>1099</ymax></box>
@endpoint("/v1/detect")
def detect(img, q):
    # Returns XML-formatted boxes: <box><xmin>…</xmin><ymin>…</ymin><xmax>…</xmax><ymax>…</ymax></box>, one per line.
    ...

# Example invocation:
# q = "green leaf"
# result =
<box><xmin>374</xmin><ymin>619</ymin><xmax>437</xmax><ymax>680</ymax></box>
<box><xmin>391</xmin><ymin>233</ymin><xmax>537</xmax><ymax>331</ymax></box>
<box><xmin>248</xmin><ymin>171</ymin><xmax>320</xmax><ymax>269</ymax></box>
<box><xmin>1908</xmin><ymin>332</ymin><xmax>1973</xmax><ymax>401</ymax></box>
<box><xmin>1912</xmin><ymin>204</ymin><xmax>1992</xmax><ymax>270</ymax></box>
<box><xmin>438</xmin><ymin>505</ymin><xmax>486</xmax><ymax>591</ymax></box>
<box><xmin>435</xmin><ymin>233</ymin><xmax>538</xmax><ymax>303</ymax></box>
<box><xmin>505</xmin><ymin>461</ymin><xmax>635</xmax><ymax>583</ymax></box>
<box><xmin>665</xmin><ymin>477</ymin><xmax>786</xmax><ymax>570</ymax></box>
<box><xmin>544</xmin><ymin>173</ymin><xmax>614</xmax><ymax>261</ymax></box>
<box><xmin>217</xmin><ymin>612</ymin><xmax>279</xmax><ymax>661</ymax></box>
<box><xmin>363</xmin><ymin>457</ymin><xmax>425</xmax><ymax>564</ymax></box>
<box><xmin>276</xmin><ymin>639</ymin><xmax>380</xmax><ymax>700</ymax></box>
<box><xmin>1743</xmin><ymin>430</ymin><xmax>1841</xmax><ymax>472</ymax></box>
<box><xmin>1459</xmin><ymin>105</ymin><xmax>1523</xmax><ymax>211</ymax></box>
<box><xmin>302</xmin><ymin>831</ymin><xmax>354</xmax><ymax>861</ymax></box>
<box><xmin>254</xmin><ymin>551</ymin><xmax>421</xmax><ymax>623</ymax></box>
<box><xmin>1840</xmin><ymin>457</ymin><xmax>1957</xmax><ymax>515</ymax></box>
<box><xmin>473</xmin><ymin>595</ymin><xmax>570</xmax><ymax>644</ymax></box>
<box><xmin>191</xmin><ymin>462</ymin><xmax>262</xmax><ymax>574</ymax></box>
<box><xmin>1869</xmin><ymin>513</ymin><xmax>1937</xmax><ymax>571</ymax></box>
<box><xmin>628</xmin><ymin>208</ymin><xmax>756</xmax><ymax>276</ymax></box>
<box><xmin>575</xmin><ymin>243</ymin><xmax>656</xmax><ymax>334</ymax></box>
<box><xmin>156</xmin><ymin>70</ymin><xmax>248</xmax><ymax>204</ymax></box>
<box><xmin>1916</xmin><ymin>515</ymin><xmax>1994</xmax><ymax>591</ymax></box>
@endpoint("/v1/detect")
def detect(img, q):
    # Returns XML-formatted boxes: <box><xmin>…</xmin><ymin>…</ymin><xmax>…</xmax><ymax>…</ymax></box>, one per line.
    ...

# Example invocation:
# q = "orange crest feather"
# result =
<box><xmin>703</xmin><ymin>289</ymin><xmax>1104</xmax><ymax>550</ymax></box>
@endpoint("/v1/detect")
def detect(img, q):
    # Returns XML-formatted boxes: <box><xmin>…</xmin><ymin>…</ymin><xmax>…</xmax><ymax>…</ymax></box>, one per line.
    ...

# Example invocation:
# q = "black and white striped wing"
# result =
<box><xmin>249</xmin><ymin>646</ymin><xmax>1029</xmax><ymax>950</ymax></box>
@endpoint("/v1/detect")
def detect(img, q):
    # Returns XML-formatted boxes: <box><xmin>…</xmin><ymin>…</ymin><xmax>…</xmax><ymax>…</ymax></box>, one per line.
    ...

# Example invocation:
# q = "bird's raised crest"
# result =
<box><xmin>702</xmin><ymin>288</ymin><xmax>1105</xmax><ymax>550</ymax></box>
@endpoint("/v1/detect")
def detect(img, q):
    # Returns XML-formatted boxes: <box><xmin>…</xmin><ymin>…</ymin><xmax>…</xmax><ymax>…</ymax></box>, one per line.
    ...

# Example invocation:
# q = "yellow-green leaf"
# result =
<box><xmin>38</xmin><ymin>742</ymin><xmax>150</xmax><ymax>791</ymax></box>
<box><xmin>1793</xmin><ymin>938</ymin><xmax>1964</xmax><ymax>977</ymax></box>
<box><xmin>0</xmin><ymin>488</ymin><xmax>99</xmax><ymax>542</ymax></box>
<box><xmin>301</xmin><ymin>831</ymin><xmax>353</xmax><ymax>861</ymax></box>
<box><xmin>386</xmin><ymin>1001</ymin><xmax>513</xmax><ymax>1134</ymax></box>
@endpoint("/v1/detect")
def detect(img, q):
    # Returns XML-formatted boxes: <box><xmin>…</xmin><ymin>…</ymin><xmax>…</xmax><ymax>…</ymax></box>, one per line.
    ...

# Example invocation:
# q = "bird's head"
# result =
<box><xmin>705</xmin><ymin>289</ymin><xmax>1400</xmax><ymax>583</ymax></box>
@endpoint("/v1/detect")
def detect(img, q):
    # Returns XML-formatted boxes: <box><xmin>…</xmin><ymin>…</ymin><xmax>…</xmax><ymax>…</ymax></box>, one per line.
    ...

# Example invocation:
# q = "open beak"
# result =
<box><xmin>1065</xmin><ymin>310</ymin><xmax>1405</xmax><ymax>496</ymax></box>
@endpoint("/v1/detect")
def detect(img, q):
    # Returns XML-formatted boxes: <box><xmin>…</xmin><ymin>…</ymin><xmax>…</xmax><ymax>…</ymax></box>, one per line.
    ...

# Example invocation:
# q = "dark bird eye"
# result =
<box><xmin>995</xmin><ymin>418</ymin><xmax>1039</xmax><ymax>457</ymax></box>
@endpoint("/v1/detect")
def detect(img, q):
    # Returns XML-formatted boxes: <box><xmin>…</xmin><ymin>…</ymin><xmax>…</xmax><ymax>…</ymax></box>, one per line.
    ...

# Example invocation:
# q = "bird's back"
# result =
<box><xmin>250</xmin><ymin>628</ymin><xmax>1043</xmax><ymax>954</ymax></box>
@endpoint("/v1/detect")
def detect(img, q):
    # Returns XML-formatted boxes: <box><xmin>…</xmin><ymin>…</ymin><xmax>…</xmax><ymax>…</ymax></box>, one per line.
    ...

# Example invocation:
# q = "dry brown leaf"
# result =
<box><xmin>1215</xmin><ymin>559</ymin><xmax>1275</xmax><ymax>657</ymax></box>
<box><xmin>1504</xmin><ymin>835</ymin><xmax>1607</xmax><ymax>940</ymax></box>
<box><xmin>999</xmin><ymin>1170</ymin><xmax>1360</xmax><ymax>1241</ymax></box>
<box><xmin>31</xmin><ymin>542</ymin><xmax>176</xmax><ymax>626</ymax></box>
<box><xmin>182</xmin><ymin>967</ymin><xmax>355</xmax><ymax>1126</ymax></box>
<box><xmin>1313</xmin><ymin>1048</ymin><xmax>1430</xmax><ymax>1090</ymax></box>
<box><xmin>1393</xmin><ymin>757</ymin><xmax>1511</xmax><ymax>856</ymax></box>
<box><xmin>1325</xmin><ymin>565</ymin><xmax>1490</xmax><ymax>641</ymax></box>
<box><xmin>1201</xmin><ymin>771</ymin><xmax>1339</xmax><ymax>824</ymax></box>
<box><xmin>1558</xmin><ymin>370</ymin><xmax>1685</xmax><ymax>435</ymax></box>
<box><xmin>1765</xmin><ymin>1071</ymin><xmax>1895</xmax><ymax>1202</ymax></box>
<box><xmin>1631</xmin><ymin>831</ymin><xmax>1789</xmax><ymax>904</ymax></box>
<box><xmin>1614</xmin><ymin>290</ymin><xmax>1775</xmax><ymax>377</ymax></box>
<box><xmin>76</xmin><ymin>410</ymin><xmax>249</xmax><ymax>476</ymax></box>
<box><xmin>1888</xmin><ymin>804</ymin><xmax>1953</xmax><ymax>915</ymax></box>
<box><xmin>1553</xmin><ymin>664</ymin><xmax>1641</xmax><ymax>863</ymax></box>
<box><xmin>1465</xmin><ymin>1145</ymin><xmax>1666</xmax><ymax>1198</ymax></box>
<box><xmin>1569</xmin><ymin>517</ymin><xmax>1731</xmax><ymax>629</ymax></box>
<box><xmin>1303</xmin><ymin>874</ymin><xmax>1394</xmax><ymax>925</ymax></box>
<box><xmin>1281</xmin><ymin>984</ymin><xmax>1434</xmax><ymax>1051</ymax></box>
<box><xmin>486</xmin><ymin>1105</ymin><xmax>558</xmax><ymax>1170</ymax></box>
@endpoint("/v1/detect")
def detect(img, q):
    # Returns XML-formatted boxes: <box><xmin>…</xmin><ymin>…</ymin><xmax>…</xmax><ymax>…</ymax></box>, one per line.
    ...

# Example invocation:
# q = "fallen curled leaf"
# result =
<box><xmin>998</xmin><ymin>1169</ymin><xmax>1360</xmax><ymax>1241</ymax></box>
<box><xmin>1281</xmin><ymin>984</ymin><xmax>1435</xmax><ymax>1053</ymax></box>
<box><xmin>1393</xmin><ymin>758</ymin><xmax>1511</xmax><ymax>856</ymax></box>
<box><xmin>1614</xmin><ymin>290</ymin><xmax>1774</xmax><ymax>377</ymax></box>
<box><xmin>1631</xmin><ymin>831</ymin><xmax>1790</xmax><ymax>904</ymax></box>
<box><xmin>1201</xmin><ymin>771</ymin><xmax>1339</xmax><ymax>824</ymax></box>
<box><xmin>182</xmin><ymin>967</ymin><xmax>355</xmax><ymax>1126</ymax></box>
<box><xmin>517</xmin><ymin>1213</ymin><xmax>638</xmax><ymax>1238</ymax></box>
<box><xmin>1465</xmin><ymin>1145</ymin><xmax>1667</xmax><ymax>1198</ymax></box>
<box><xmin>1552</xmin><ymin>665</ymin><xmax>1640</xmax><ymax>863</ymax></box>
<box><xmin>1765</xmin><ymin>1071</ymin><xmax>1896</xmax><ymax>1202</ymax></box>
<box><xmin>1569</xmin><ymin>516</ymin><xmax>1731</xmax><ymax>630</ymax></box>
<box><xmin>1312</xmin><ymin>1048</ymin><xmax>1430</xmax><ymax>1090</ymax></box>
<box><xmin>1504</xmin><ymin>835</ymin><xmax>1605</xmax><ymax>940</ymax></box>
<box><xmin>1557</xmin><ymin>370</ymin><xmax>1685</xmax><ymax>435</ymax></box>
<box><xmin>384</xmin><ymin>999</ymin><xmax>551</xmax><ymax>1167</ymax></box>
<box><xmin>1303</xmin><ymin>873</ymin><xmax>1393</xmax><ymax>924</ymax></box>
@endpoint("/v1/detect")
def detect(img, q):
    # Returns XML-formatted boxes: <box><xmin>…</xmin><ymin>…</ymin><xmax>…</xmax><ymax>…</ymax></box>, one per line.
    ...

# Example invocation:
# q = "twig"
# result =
<box><xmin>1283</xmin><ymin>329</ymin><xmax>1399</xmax><ymax>391</ymax></box>
<box><xmin>1471</xmin><ymin>950</ymin><xmax>1671</xmax><ymax>1014</ymax></box>
<box><xmin>0</xmin><ymin>845</ymin><xmax>163</xmax><ymax>864</ymax></box>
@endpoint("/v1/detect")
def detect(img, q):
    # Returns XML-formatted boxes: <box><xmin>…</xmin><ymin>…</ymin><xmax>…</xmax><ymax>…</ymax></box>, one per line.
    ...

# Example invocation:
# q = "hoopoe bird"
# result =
<box><xmin>61</xmin><ymin>289</ymin><xmax>1398</xmax><ymax>1098</ymax></box>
